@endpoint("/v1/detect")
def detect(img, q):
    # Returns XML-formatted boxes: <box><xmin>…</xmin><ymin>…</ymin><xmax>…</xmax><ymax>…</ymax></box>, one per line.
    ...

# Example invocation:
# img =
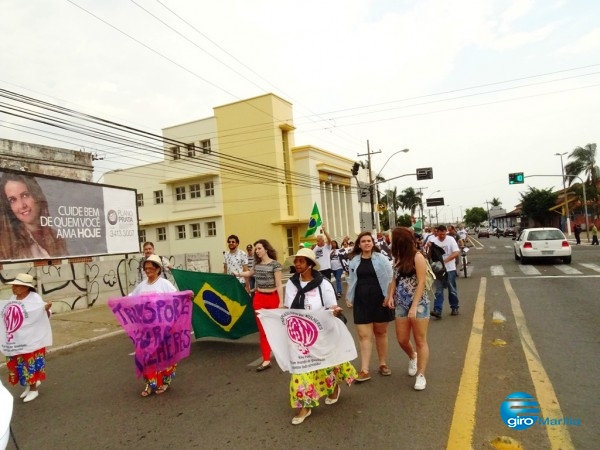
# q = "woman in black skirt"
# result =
<box><xmin>345</xmin><ymin>231</ymin><xmax>393</xmax><ymax>382</ymax></box>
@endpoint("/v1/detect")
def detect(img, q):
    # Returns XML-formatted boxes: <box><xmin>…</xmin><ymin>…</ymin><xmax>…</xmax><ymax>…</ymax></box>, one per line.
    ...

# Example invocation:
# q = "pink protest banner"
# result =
<box><xmin>108</xmin><ymin>291</ymin><xmax>193</xmax><ymax>378</ymax></box>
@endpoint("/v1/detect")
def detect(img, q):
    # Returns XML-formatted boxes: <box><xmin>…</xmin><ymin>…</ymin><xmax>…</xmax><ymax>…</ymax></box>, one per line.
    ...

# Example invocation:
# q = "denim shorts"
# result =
<box><xmin>394</xmin><ymin>301</ymin><xmax>430</xmax><ymax>319</ymax></box>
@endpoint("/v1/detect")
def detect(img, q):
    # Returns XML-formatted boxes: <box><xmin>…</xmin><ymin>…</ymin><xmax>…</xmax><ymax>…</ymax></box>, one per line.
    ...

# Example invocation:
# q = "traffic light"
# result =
<box><xmin>351</xmin><ymin>162</ymin><xmax>360</xmax><ymax>176</ymax></box>
<box><xmin>508</xmin><ymin>172</ymin><xmax>524</xmax><ymax>184</ymax></box>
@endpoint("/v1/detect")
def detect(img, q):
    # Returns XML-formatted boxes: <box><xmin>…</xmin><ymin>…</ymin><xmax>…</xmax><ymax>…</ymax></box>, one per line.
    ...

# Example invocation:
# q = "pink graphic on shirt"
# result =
<box><xmin>285</xmin><ymin>315</ymin><xmax>318</xmax><ymax>355</ymax></box>
<box><xmin>3</xmin><ymin>303</ymin><xmax>24</xmax><ymax>343</ymax></box>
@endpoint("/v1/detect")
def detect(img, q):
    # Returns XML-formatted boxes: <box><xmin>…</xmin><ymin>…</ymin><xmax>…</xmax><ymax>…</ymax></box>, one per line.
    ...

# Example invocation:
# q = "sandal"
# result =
<box><xmin>140</xmin><ymin>384</ymin><xmax>152</xmax><ymax>397</ymax></box>
<box><xmin>155</xmin><ymin>385</ymin><xmax>169</xmax><ymax>395</ymax></box>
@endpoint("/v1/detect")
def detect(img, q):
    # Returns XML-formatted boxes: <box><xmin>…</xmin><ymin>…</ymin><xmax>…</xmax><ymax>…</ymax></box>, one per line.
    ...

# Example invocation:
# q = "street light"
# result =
<box><xmin>375</xmin><ymin>148</ymin><xmax>410</xmax><ymax>180</ymax></box>
<box><xmin>555</xmin><ymin>152</ymin><xmax>571</xmax><ymax>236</ymax></box>
<box><xmin>371</xmin><ymin>148</ymin><xmax>410</xmax><ymax>232</ymax></box>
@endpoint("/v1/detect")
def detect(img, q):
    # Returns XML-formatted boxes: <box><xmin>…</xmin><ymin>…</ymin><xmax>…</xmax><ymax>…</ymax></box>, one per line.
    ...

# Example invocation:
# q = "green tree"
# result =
<box><xmin>398</xmin><ymin>187</ymin><xmax>422</xmax><ymax>216</ymax></box>
<box><xmin>564</xmin><ymin>143</ymin><xmax>599</xmax><ymax>217</ymax></box>
<box><xmin>464</xmin><ymin>207</ymin><xmax>488</xmax><ymax>227</ymax></box>
<box><xmin>491</xmin><ymin>197</ymin><xmax>502</xmax><ymax>207</ymax></box>
<box><xmin>520</xmin><ymin>187</ymin><xmax>558</xmax><ymax>226</ymax></box>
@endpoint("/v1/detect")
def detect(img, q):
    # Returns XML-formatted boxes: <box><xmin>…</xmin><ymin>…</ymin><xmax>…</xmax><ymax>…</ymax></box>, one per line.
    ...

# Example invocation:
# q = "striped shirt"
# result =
<box><xmin>254</xmin><ymin>260</ymin><xmax>282</xmax><ymax>289</ymax></box>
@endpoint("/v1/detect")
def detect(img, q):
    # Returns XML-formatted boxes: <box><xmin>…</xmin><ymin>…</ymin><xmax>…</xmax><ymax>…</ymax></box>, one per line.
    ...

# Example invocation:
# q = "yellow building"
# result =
<box><xmin>104</xmin><ymin>93</ymin><xmax>362</xmax><ymax>272</ymax></box>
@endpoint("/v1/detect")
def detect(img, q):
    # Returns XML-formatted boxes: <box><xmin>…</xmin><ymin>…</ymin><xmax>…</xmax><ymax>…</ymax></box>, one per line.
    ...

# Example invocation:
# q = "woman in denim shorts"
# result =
<box><xmin>385</xmin><ymin>227</ymin><xmax>430</xmax><ymax>391</ymax></box>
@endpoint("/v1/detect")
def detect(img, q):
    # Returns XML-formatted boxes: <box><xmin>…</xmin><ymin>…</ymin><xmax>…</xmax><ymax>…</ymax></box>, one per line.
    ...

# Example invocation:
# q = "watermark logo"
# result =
<box><xmin>500</xmin><ymin>392</ymin><xmax>540</xmax><ymax>430</ymax></box>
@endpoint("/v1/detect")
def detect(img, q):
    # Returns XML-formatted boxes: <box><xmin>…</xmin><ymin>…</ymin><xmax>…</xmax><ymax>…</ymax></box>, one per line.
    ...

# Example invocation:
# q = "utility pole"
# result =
<box><xmin>358</xmin><ymin>140</ymin><xmax>381</xmax><ymax>232</ymax></box>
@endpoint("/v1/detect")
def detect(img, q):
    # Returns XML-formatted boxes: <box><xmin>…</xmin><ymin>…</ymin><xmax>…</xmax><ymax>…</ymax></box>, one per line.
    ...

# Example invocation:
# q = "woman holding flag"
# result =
<box><xmin>1</xmin><ymin>273</ymin><xmax>52</xmax><ymax>403</ymax></box>
<box><xmin>284</xmin><ymin>248</ymin><xmax>357</xmax><ymax>425</ymax></box>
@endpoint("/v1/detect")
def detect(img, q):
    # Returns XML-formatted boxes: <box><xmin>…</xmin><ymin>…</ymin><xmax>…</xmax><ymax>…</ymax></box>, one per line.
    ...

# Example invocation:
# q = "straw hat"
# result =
<box><xmin>7</xmin><ymin>273</ymin><xmax>36</xmax><ymax>290</ymax></box>
<box><xmin>292</xmin><ymin>248</ymin><xmax>320</xmax><ymax>270</ymax></box>
<box><xmin>145</xmin><ymin>254</ymin><xmax>163</xmax><ymax>267</ymax></box>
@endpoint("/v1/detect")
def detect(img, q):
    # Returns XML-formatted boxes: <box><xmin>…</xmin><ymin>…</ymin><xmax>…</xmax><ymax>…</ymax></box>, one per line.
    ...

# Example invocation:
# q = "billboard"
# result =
<box><xmin>0</xmin><ymin>169</ymin><xmax>139</xmax><ymax>263</ymax></box>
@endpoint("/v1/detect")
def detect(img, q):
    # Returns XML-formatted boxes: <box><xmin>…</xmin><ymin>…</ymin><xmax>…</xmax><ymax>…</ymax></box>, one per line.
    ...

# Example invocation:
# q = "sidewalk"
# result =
<box><xmin>48</xmin><ymin>305</ymin><xmax>123</xmax><ymax>352</ymax></box>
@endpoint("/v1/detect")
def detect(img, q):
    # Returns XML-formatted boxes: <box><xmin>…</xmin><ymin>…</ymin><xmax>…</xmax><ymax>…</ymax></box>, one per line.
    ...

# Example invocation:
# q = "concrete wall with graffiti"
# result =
<box><xmin>0</xmin><ymin>252</ymin><xmax>210</xmax><ymax>314</ymax></box>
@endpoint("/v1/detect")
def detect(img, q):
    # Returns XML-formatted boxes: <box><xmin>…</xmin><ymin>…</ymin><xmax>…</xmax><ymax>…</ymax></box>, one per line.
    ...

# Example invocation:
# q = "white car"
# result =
<box><xmin>513</xmin><ymin>227</ymin><xmax>571</xmax><ymax>264</ymax></box>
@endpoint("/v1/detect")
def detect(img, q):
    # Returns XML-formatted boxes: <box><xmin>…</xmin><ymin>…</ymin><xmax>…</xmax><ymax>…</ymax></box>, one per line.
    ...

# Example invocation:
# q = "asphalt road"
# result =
<box><xmin>3</xmin><ymin>239</ymin><xmax>598</xmax><ymax>450</ymax></box>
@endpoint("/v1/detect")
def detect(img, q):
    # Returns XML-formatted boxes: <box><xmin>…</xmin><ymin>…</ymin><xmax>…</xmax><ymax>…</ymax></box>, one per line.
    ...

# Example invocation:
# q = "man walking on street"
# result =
<box><xmin>592</xmin><ymin>224</ymin><xmax>599</xmax><ymax>245</ymax></box>
<box><xmin>224</xmin><ymin>235</ymin><xmax>250</xmax><ymax>292</ymax></box>
<box><xmin>428</xmin><ymin>225</ymin><xmax>460</xmax><ymax>318</ymax></box>
<box><xmin>313</xmin><ymin>225</ymin><xmax>333</xmax><ymax>280</ymax></box>
<box><xmin>138</xmin><ymin>241</ymin><xmax>172</xmax><ymax>282</ymax></box>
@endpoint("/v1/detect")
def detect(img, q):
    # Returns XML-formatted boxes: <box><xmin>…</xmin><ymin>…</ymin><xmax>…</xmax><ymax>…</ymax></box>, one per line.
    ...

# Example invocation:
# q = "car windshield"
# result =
<box><xmin>528</xmin><ymin>230</ymin><xmax>564</xmax><ymax>240</ymax></box>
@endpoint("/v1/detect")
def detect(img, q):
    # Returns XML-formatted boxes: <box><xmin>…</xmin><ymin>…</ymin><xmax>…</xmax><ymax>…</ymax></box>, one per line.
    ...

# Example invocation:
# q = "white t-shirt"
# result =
<box><xmin>429</xmin><ymin>236</ymin><xmax>460</xmax><ymax>272</ymax></box>
<box><xmin>131</xmin><ymin>278</ymin><xmax>177</xmax><ymax>296</ymax></box>
<box><xmin>313</xmin><ymin>244</ymin><xmax>332</xmax><ymax>270</ymax></box>
<box><xmin>284</xmin><ymin>278</ymin><xmax>337</xmax><ymax>310</ymax></box>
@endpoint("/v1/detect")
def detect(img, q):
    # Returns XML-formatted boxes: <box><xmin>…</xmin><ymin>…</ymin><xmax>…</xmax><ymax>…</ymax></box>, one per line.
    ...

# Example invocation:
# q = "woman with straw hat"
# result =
<box><xmin>1</xmin><ymin>273</ymin><xmax>52</xmax><ymax>403</ymax></box>
<box><xmin>284</xmin><ymin>248</ymin><xmax>357</xmax><ymax>425</ymax></box>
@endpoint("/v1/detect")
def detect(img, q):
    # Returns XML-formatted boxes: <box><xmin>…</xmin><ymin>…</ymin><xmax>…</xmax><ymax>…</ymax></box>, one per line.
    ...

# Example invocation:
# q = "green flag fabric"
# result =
<box><xmin>304</xmin><ymin>202</ymin><xmax>322</xmax><ymax>237</ymax></box>
<box><xmin>171</xmin><ymin>269</ymin><xmax>258</xmax><ymax>340</ymax></box>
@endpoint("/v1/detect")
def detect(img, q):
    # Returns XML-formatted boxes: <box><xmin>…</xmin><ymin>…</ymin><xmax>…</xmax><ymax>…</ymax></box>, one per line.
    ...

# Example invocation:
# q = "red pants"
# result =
<box><xmin>253</xmin><ymin>291</ymin><xmax>280</xmax><ymax>361</ymax></box>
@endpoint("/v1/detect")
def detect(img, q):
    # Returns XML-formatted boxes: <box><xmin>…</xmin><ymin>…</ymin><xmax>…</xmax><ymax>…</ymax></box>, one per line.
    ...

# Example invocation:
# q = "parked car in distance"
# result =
<box><xmin>503</xmin><ymin>227</ymin><xmax>517</xmax><ymax>237</ymax></box>
<box><xmin>477</xmin><ymin>228</ymin><xmax>490</xmax><ymax>238</ymax></box>
<box><xmin>513</xmin><ymin>227</ymin><xmax>571</xmax><ymax>264</ymax></box>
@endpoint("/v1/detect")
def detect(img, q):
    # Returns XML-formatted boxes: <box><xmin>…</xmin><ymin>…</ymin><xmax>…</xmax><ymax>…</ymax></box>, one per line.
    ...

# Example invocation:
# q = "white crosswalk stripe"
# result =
<box><xmin>579</xmin><ymin>263</ymin><xmax>600</xmax><ymax>272</ymax></box>
<box><xmin>554</xmin><ymin>265</ymin><xmax>582</xmax><ymax>275</ymax></box>
<box><xmin>519</xmin><ymin>265</ymin><xmax>541</xmax><ymax>276</ymax></box>
<box><xmin>490</xmin><ymin>265</ymin><xmax>506</xmax><ymax>276</ymax></box>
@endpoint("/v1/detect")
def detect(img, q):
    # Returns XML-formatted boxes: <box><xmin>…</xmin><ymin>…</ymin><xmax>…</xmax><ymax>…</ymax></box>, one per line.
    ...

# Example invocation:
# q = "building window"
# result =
<box><xmin>206</xmin><ymin>221</ymin><xmax>216</xmax><ymax>237</ymax></box>
<box><xmin>205</xmin><ymin>181</ymin><xmax>214</xmax><ymax>197</ymax></box>
<box><xmin>200</xmin><ymin>139</ymin><xmax>211</xmax><ymax>154</ymax></box>
<box><xmin>157</xmin><ymin>227</ymin><xmax>167</xmax><ymax>241</ymax></box>
<box><xmin>187</xmin><ymin>143</ymin><xmax>195</xmax><ymax>157</ymax></box>
<box><xmin>175</xmin><ymin>186</ymin><xmax>186</xmax><ymax>201</ymax></box>
<box><xmin>190</xmin><ymin>223</ymin><xmax>201</xmax><ymax>238</ymax></box>
<box><xmin>137</xmin><ymin>193</ymin><xmax>144</xmax><ymax>207</ymax></box>
<box><xmin>190</xmin><ymin>183</ymin><xmax>201</xmax><ymax>199</ymax></box>
<box><xmin>286</xmin><ymin>228</ymin><xmax>294</xmax><ymax>257</ymax></box>
<box><xmin>170</xmin><ymin>146</ymin><xmax>180</xmax><ymax>160</ymax></box>
<box><xmin>176</xmin><ymin>225</ymin><xmax>186</xmax><ymax>239</ymax></box>
<box><xmin>154</xmin><ymin>190</ymin><xmax>164</xmax><ymax>204</ymax></box>
<box><xmin>138</xmin><ymin>229</ymin><xmax>146</xmax><ymax>245</ymax></box>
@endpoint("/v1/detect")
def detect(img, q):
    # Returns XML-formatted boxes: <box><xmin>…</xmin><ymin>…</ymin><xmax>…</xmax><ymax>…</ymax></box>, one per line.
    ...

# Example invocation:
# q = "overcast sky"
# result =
<box><xmin>2</xmin><ymin>0</ymin><xmax>599</xmax><ymax>222</ymax></box>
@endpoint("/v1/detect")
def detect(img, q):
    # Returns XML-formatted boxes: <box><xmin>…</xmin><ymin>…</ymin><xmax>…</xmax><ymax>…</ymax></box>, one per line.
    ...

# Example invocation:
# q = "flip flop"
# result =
<box><xmin>155</xmin><ymin>385</ymin><xmax>169</xmax><ymax>395</ymax></box>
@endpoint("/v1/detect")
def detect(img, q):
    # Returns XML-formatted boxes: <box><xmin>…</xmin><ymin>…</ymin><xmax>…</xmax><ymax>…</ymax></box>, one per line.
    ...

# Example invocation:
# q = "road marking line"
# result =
<box><xmin>554</xmin><ymin>265</ymin><xmax>582</xmax><ymax>275</ymax></box>
<box><xmin>519</xmin><ymin>265</ymin><xmax>541</xmax><ymax>276</ymax></box>
<box><xmin>490</xmin><ymin>265</ymin><xmax>506</xmax><ymax>276</ymax></box>
<box><xmin>579</xmin><ymin>263</ymin><xmax>600</xmax><ymax>272</ymax></box>
<box><xmin>447</xmin><ymin>277</ymin><xmax>486</xmax><ymax>450</ymax></box>
<box><xmin>503</xmin><ymin>278</ymin><xmax>574</xmax><ymax>450</ymax></box>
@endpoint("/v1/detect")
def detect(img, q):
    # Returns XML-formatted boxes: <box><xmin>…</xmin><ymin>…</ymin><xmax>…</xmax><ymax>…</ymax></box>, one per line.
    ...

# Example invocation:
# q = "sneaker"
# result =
<box><xmin>408</xmin><ymin>354</ymin><xmax>417</xmax><ymax>376</ymax></box>
<box><xmin>451</xmin><ymin>308</ymin><xmax>459</xmax><ymax>316</ymax></box>
<box><xmin>414</xmin><ymin>374</ymin><xmax>426</xmax><ymax>391</ymax></box>
<box><xmin>337</xmin><ymin>293</ymin><xmax>341</xmax><ymax>299</ymax></box>
<box><xmin>378</xmin><ymin>364</ymin><xmax>392</xmax><ymax>376</ymax></box>
<box><xmin>356</xmin><ymin>370</ymin><xmax>371</xmax><ymax>382</ymax></box>
<box><xmin>430</xmin><ymin>310</ymin><xmax>442</xmax><ymax>319</ymax></box>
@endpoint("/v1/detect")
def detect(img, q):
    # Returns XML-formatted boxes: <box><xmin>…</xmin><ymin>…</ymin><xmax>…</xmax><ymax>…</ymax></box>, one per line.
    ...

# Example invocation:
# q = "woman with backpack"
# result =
<box><xmin>386</xmin><ymin>227</ymin><xmax>430</xmax><ymax>391</ymax></box>
<box><xmin>284</xmin><ymin>248</ymin><xmax>357</xmax><ymax>425</ymax></box>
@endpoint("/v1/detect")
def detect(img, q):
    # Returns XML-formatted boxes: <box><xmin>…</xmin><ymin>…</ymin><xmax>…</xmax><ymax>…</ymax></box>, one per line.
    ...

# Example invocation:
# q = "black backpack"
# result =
<box><xmin>428</xmin><ymin>242</ymin><xmax>447</xmax><ymax>280</ymax></box>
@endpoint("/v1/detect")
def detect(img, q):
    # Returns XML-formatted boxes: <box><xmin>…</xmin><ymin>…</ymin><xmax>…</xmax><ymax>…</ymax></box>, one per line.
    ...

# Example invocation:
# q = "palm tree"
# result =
<box><xmin>565</xmin><ymin>143</ymin><xmax>599</xmax><ymax>217</ymax></box>
<box><xmin>491</xmin><ymin>197</ymin><xmax>502</xmax><ymax>207</ymax></box>
<box><xmin>398</xmin><ymin>187</ymin><xmax>422</xmax><ymax>216</ymax></box>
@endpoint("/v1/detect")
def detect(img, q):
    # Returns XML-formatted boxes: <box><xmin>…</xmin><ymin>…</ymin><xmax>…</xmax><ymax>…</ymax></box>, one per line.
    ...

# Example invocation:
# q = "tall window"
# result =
<box><xmin>175</xmin><ymin>186</ymin><xmax>186</xmax><ymax>201</ymax></box>
<box><xmin>154</xmin><ymin>190</ymin><xmax>164</xmax><ymax>205</ymax></box>
<box><xmin>205</xmin><ymin>181</ymin><xmax>214</xmax><ymax>197</ymax></box>
<box><xmin>190</xmin><ymin>183</ymin><xmax>201</xmax><ymax>199</ymax></box>
<box><xmin>286</xmin><ymin>228</ymin><xmax>294</xmax><ymax>257</ymax></box>
<box><xmin>157</xmin><ymin>227</ymin><xmax>167</xmax><ymax>241</ymax></box>
<box><xmin>200</xmin><ymin>139</ymin><xmax>211</xmax><ymax>154</ymax></box>
<box><xmin>187</xmin><ymin>143</ymin><xmax>195</xmax><ymax>157</ymax></box>
<box><xmin>190</xmin><ymin>223</ymin><xmax>201</xmax><ymax>238</ymax></box>
<box><xmin>206</xmin><ymin>221</ymin><xmax>216</xmax><ymax>237</ymax></box>
<box><xmin>176</xmin><ymin>225</ymin><xmax>186</xmax><ymax>239</ymax></box>
<box><xmin>138</xmin><ymin>229</ymin><xmax>146</xmax><ymax>245</ymax></box>
<box><xmin>137</xmin><ymin>193</ymin><xmax>144</xmax><ymax>207</ymax></box>
<box><xmin>170</xmin><ymin>146</ymin><xmax>180</xmax><ymax>160</ymax></box>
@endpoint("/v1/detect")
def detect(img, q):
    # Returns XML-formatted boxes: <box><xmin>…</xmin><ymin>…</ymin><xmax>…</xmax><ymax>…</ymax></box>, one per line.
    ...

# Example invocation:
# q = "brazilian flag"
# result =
<box><xmin>304</xmin><ymin>202</ymin><xmax>322</xmax><ymax>237</ymax></box>
<box><xmin>171</xmin><ymin>269</ymin><xmax>258</xmax><ymax>339</ymax></box>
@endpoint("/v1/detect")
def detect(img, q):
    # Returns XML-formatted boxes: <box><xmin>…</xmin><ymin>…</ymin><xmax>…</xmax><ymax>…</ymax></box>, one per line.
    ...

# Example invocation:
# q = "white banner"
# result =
<box><xmin>0</xmin><ymin>296</ymin><xmax>52</xmax><ymax>357</ymax></box>
<box><xmin>257</xmin><ymin>308</ymin><xmax>357</xmax><ymax>374</ymax></box>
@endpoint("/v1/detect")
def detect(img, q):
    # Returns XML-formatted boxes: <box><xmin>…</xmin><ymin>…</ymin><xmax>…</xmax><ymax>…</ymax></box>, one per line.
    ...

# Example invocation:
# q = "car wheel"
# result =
<box><xmin>514</xmin><ymin>251</ymin><xmax>520</xmax><ymax>261</ymax></box>
<box><xmin>520</xmin><ymin>253</ymin><xmax>528</xmax><ymax>264</ymax></box>
<box><xmin>563</xmin><ymin>256</ymin><xmax>572</xmax><ymax>264</ymax></box>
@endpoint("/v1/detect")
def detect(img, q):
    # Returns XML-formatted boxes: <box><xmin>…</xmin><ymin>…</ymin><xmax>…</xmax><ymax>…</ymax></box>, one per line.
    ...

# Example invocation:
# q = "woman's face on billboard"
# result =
<box><xmin>4</xmin><ymin>180</ymin><xmax>41</xmax><ymax>228</ymax></box>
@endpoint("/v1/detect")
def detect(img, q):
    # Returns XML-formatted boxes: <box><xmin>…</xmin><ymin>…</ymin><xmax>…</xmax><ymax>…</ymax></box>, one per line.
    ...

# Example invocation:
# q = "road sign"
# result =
<box><xmin>426</xmin><ymin>197</ymin><xmax>444</xmax><ymax>207</ymax></box>
<box><xmin>416</xmin><ymin>167</ymin><xmax>433</xmax><ymax>180</ymax></box>
<box><xmin>508</xmin><ymin>172</ymin><xmax>524</xmax><ymax>184</ymax></box>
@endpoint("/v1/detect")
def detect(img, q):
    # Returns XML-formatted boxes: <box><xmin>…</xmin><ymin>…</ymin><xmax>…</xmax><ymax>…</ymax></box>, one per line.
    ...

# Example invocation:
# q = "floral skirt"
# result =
<box><xmin>290</xmin><ymin>362</ymin><xmax>357</xmax><ymax>408</ymax></box>
<box><xmin>143</xmin><ymin>364</ymin><xmax>177</xmax><ymax>389</ymax></box>
<box><xmin>6</xmin><ymin>348</ymin><xmax>47</xmax><ymax>387</ymax></box>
